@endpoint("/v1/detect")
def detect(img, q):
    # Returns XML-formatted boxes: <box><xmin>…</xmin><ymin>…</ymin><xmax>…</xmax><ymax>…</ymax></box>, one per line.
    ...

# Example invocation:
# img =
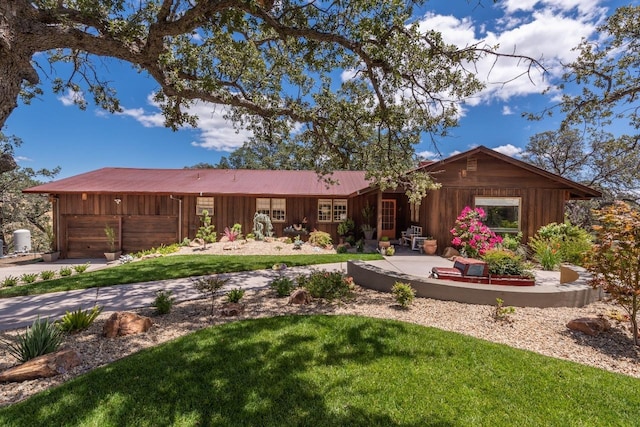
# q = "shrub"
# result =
<box><xmin>20</xmin><ymin>273</ymin><xmax>39</xmax><ymax>284</ymax></box>
<box><xmin>152</xmin><ymin>290</ymin><xmax>175</xmax><ymax>315</ymax></box>
<box><xmin>223</xmin><ymin>226</ymin><xmax>240</xmax><ymax>242</ymax></box>
<box><xmin>493</xmin><ymin>298</ymin><xmax>516</xmax><ymax>322</ymax></box>
<box><xmin>392</xmin><ymin>282</ymin><xmax>415</xmax><ymax>308</ymax></box>
<box><xmin>196</xmin><ymin>209</ymin><xmax>217</xmax><ymax>248</ymax></box>
<box><xmin>192</xmin><ymin>275</ymin><xmax>229</xmax><ymax>315</ymax></box>
<box><xmin>269</xmin><ymin>276</ymin><xmax>297</xmax><ymax>297</ymax></box>
<box><xmin>532</xmin><ymin>222</ymin><xmax>592</xmax><ymax>265</ymax></box>
<box><xmin>293</xmin><ymin>237</ymin><xmax>304</xmax><ymax>250</ymax></box>
<box><xmin>57</xmin><ymin>306</ymin><xmax>103</xmax><ymax>333</ymax></box>
<box><xmin>385</xmin><ymin>245</ymin><xmax>395</xmax><ymax>256</ymax></box>
<box><xmin>499</xmin><ymin>232</ymin><xmax>523</xmax><ymax>252</ymax></box>
<box><xmin>2</xmin><ymin>276</ymin><xmax>19</xmax><ymax>287</ymax></box>
<box><xmin>529</xmin><ymin>236</ymin><xmax>563</xmax><ymax>270</ymax></box>
<box><xmin>2</xmin><ymin>317</ymin><xmax>64</xmax><ymax>363</ymax></box>
<box><xmin>59</xmin><ymin>266</ymin><xmax>73</xmax><ymax>277</ymax></box>
<box><xmin>308</xmin><ymin>231</ymin><xmax>332</xmax><ymax>247</ymax></box>
<box><xmin>450</xmin><ymin>206</ymin><xmax>502</xmax><ymax>258</ymax></box>
<box><xmin>226</xmin><ymin>288</ymin><xmax>245</xmax><ymax>303</ymax></box>
<box><xmin>356</xmin><ymin>239</ymin><xmax>364</xmax><ymax>252</ymax></box>
<box><xmin>73</xmin><ymin>263</ymin><xmax>90</xmax><ymax>273</ymax></box>
<box><xmin>40</xmin><ymin>270</ymin><xmax>56</xmax><ymax>281</ymax></box>
<box><xmin>297</xmin><ymin>270</ymin><xmax>354</xmax><ymax>300</ymax></box>
<box><xmin>336</xmin><ymin>245</ymin><xmax>348</xmax><ymax>254</ymax></box>
<box><xmin>482</xmin><ymin>249</ymin><xmax>527</xmax><ymax>276</ymax></box>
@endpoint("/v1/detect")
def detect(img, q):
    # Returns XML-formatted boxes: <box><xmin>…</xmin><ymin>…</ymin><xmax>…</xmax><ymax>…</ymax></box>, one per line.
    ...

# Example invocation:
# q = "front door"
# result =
<box><xmin>380</xmin><ymin>199</ymin><xmax>396</xmax><ymax>239</ymax></box>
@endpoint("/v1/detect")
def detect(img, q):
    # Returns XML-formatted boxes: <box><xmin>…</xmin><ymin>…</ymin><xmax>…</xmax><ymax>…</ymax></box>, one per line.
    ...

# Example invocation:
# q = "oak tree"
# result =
<box><xmin>1</xmin><ymin>0</ymin><xmax>541</xmax><ymax>199</ymax></box>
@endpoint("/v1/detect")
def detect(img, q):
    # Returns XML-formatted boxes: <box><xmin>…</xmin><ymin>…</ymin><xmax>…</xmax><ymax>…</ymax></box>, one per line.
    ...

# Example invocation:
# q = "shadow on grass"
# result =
<box><xmin>0</xmin><ymin>316</ymin><xmax>451</xmax><ymax>427</ymax></box>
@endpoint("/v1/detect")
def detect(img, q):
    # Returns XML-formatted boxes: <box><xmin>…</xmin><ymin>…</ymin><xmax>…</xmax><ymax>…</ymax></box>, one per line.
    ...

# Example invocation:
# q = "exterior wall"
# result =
<box><xmin>54</xmin><ymin>193</ymin><xmax>375</xmax><ymax>258</ymax></box>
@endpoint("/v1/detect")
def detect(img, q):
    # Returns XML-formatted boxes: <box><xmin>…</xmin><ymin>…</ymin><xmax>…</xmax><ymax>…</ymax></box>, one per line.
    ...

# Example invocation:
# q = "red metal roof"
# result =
<box><xmin>24</xmin><ymin>168</ymin><xmax>372</xmax><ymax>197</ymax></box>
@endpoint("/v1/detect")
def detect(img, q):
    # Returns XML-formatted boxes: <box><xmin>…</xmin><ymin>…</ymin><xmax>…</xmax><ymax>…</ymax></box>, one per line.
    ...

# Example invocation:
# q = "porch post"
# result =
<box><xmin>376</xmin><ymin>190</ymin><xmax>382</xmax><ymax>240</ymax></box>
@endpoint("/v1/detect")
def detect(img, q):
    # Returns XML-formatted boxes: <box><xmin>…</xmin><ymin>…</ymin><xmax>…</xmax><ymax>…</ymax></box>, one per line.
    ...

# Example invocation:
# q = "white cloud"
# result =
<box><xmin>417</xmin><ymin>150</ymin><xmax>440</xmax><ymax>160</ymax></box>
<box><xmin>415</xmin><ymin>2</ymin><xmax>606</xmax><ymax>106</ymax></box>
<box><xmin>502</xmin><ymin>105</ymin><xmax>514</xmax><ymax>115</ymax></box>
<box><xmin>492</xmin><ymin>144</ymin><xmax>523</xmax><ymax>157</ymax></box>
<box><xmin>58</xmin><ymin>89</ymin><xmax>85</xmax><ymax>107</ymax></box>
<box><xmin>15</xmin><ymin>156</ymin><xmax>32</xmax><ymax>162</ymax></box>
<box><xmin>115</xmin><ymin>94</ymin><xmax>252</xmax><ymax>152</ymax></box>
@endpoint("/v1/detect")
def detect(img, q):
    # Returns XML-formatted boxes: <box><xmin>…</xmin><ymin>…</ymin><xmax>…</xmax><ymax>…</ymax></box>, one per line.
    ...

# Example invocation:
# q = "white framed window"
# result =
<box><xmin>196</xmin><ymin>197</ymin><xmax>215</xmax><ymax>216</ymax></box>
<box><xmin>474</xmin><ymin>197</ymin><xmax>521</xmax><ymax>232</ymax></box>
<box><xmin>333</xmin><ymin>199</ymin><xmax>348</xmax><ymax>222</ymax></box>
<box><xmin>318</xmin><ymin>199</ymin><xmax>333</xmax><ymax>222</ymax></box>
<box><xmin>256</xmin><ymin>198</ymin><xmax>286</xmax><ymax>223</ymax></box>
<box><xmin>318</xmin><ymin>199</ymin><xmax>348</xmax><ymax>223</ymax></box>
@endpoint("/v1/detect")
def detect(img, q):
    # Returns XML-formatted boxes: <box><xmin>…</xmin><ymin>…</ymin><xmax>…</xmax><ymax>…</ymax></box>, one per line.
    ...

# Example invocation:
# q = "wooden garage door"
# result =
<box><xmin>63</xmin><ymin>215</ymin><xmax>178</xmax><ymax>258</ymax></box>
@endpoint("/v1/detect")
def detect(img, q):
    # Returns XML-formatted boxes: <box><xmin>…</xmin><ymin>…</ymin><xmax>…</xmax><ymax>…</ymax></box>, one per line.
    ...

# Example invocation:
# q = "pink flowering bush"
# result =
<box><xmin>450</xmin><ymin>206</ymin><xmax>502</xmax><ymax>258</ymax></box>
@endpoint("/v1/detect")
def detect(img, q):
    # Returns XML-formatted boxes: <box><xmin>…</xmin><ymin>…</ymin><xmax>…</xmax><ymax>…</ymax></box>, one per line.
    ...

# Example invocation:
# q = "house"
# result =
<box><xmin>24</xmin><ymin>146</ymin><xmax>601</xmax><ymax>258</ymax></box>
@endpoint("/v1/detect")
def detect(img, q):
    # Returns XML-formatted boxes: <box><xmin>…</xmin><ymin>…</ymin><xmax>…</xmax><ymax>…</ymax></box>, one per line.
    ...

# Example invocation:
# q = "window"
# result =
<box><xmin>333</xmin><ymin>199</ymin><xmax>348</xmax><ymax>222</ymax></box>
<box><xmin>318</xmin><ymin>199</ymin><xmax>332</xmax><ymax>222</ymax></box>
<box><xmin>474</xmin><ymin>197</ymin><xmax>520</xmax><ymax>232</ymax></box>
<box><xmin>318</xmin><ymin>199</ymin><xmax>348</xmax><ymax>223</ymax></box>
<box><xmin>196</xmin><ymin>197</ymin><xmax>214</xmax><ymax>215</ymax></box>
<box><xmin>256</xmin><ymin>198</ymin><xmax>286</xmax><ymax>223</ymax></box>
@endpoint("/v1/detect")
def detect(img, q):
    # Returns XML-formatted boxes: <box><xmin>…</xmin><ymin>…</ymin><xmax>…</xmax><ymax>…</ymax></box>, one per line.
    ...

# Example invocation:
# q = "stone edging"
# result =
<box><xmin>347</xmin><ymin>261</ymin><xmax>602</xmax><ymax>308</ymax></box>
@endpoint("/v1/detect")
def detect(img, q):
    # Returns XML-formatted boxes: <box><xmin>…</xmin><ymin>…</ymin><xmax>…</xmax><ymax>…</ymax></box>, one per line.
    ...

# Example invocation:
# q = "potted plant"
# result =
<box><xmin>104</xmin><ymin>224</ymin><xmax>122</xmax><ymax>261</ymax></box>
<box><xmin>361</xmin><ymin>224</ymin><xmax>375</xmax><ymax>240</ymax></box>
<box><xmin>41</xmin><ymin>224</ymin><xmax>59</xmax><ymax>262</ymax></box>
<box><xmin>379</xmin><ymin>236</ymin><xmax>391</xmax><ymax>249</ymax></box>
<box><xmin>422</xmin><ymin>237</ymin><xmax>437</xmax><ymax>255</ymax></box>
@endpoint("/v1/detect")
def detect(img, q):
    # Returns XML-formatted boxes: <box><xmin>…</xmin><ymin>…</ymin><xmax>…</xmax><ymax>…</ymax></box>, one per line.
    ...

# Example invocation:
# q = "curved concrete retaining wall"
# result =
<box><xmin>347</xmin><ymin>260</ymin><xmax>602</xmax><ymax>308</ymax></box>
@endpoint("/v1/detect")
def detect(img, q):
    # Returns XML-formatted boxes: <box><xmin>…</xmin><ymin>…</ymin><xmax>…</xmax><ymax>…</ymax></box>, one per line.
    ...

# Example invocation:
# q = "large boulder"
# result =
<box><xmin>288</xmin><ymin>289</ymin><xmax>311</xmax><ymax>305</ymax></box>
<box><xmin>567</xmin><ymin>317</ymin><xmax>611</xmax><ymax>337</ymax></box>
<box><xmin>103</xmin><ymin>312</ymin><xmax>152</xmax><ymax>338</ymax></box>
<box><xmin>0</xmin><ymin>349</ymin><xmax>81</xmax><ymax>383</ymax></box>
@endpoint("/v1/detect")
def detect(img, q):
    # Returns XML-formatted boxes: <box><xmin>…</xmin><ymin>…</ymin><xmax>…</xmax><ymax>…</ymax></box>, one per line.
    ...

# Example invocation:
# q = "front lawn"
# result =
<box><xmin>0</xmin><ymin>315</ymin><xmax>637</xmax><ymax>426</ymax></box>
<box><xmin>0</xmin><ymin>254</ymin><xmax>382</xmax><ymax>298</ymax></box>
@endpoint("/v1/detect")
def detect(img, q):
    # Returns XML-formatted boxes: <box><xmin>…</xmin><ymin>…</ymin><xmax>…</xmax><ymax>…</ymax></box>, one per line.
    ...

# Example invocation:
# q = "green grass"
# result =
<box><xmin>0</xmin><ymin>254</ymin><xmax>382</xmax><ymax>298</ymax></box>
<box><xmin>0</xmin><ymin>315</ymin><xmax>637</xmax><ymax>426</ymax></box>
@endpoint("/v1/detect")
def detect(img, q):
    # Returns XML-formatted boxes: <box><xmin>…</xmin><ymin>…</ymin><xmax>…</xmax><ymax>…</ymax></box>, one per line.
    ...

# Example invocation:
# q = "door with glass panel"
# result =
<box><xmin>380</xmin><ymin>199</ymin><xmax>396</xmax><ymax>239</ymax></box>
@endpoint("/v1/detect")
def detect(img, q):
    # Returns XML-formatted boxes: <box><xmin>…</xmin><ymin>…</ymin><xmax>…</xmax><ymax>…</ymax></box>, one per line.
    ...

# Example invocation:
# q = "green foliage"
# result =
<box><xmin>39</xmin><ymin>270</ymin><xmax>56</xmax><ymax>281</ymax></box>
<box><xmin>104</xmin><ymin>224</ymin><xmax>116</xmax><ymax>252</ymax></box>
<box><xmin>1</xmin><ymin>275</ymin><xmax>18</xmax><ymax>287</ymax></box>
<box><xmin>252</xmin><ymin>212</ymin><xmax>273</xmax><ymax>241</ymax></box>
<box><xmin>392</xmin><ymin>282</ymin><xmax>415</xmax><ymax>308</ymax></box>
<box><xmin>59</xmin><ymin>266</ymin><xmax>73</xmax><ymax>277</ymax></box>
<box><xmin>585</xmin><ymin>201</ymin><xmax>640</xmax><ymax>345</ymax></box>
<box><xmin>152</xmin><ymin>290</ymin><xmax>175</xmax><ymax>315</ymax></box>
<box><xmin>308</xmin><ymin>231</ymin><xmax>332</xmax><ymax>247</ymax></box>
<box><xmin>297</xmin><ymin>270</ymin><xmax>354</xmax><ymax>300</ymax></box>
<box><xmin>2</xmin><ymin>317</ymin><xmax>63</xmax><ymax>363</ymax></box>
<box><xmin>336</xmin><ymin>245</ymin><xmax>348</xmax><ymax>254</ymax></box>
<box><xmin>192</xmin><ymin>275</ymin><xmax>229</xmax><ymax>315</ymax></box>
<box><xmin>73</xmin><ymin>263</ymin><xmax>90</xmax><ymax>274</ymax></box>
<box><xmin>57</xmin><ymin>306</ymin><xmax>103</xmax><ymax>333</ymax></box>
<box><xmin>533</xmin><ymin>222</ymin><xmax>593</xmax><ymax>265</ymax></box>
<box><xmin>269</xmin><ymin>276</ymin><xmax>296</xmax><ymax>297</ymax></box>
<box><xmin>499</xmin><ymin>232</ymin><xmax>523</xmax><ymax>252</ymax></box>
<box><xmin>134</xmin><ymin>243</ymin><xmax>181</xmax><ymax>258</ymax></box>
<box><xmin>356</xmin><ymin>239</ymin><xmax>364</xmax><ymax>252</ymax></box>
<box><xmin>20</xmin><ymin>273</ymin><xmax>38</xmax><ymax>284</ymax></box>
<box><xmin>225</xmin><ymin>288</ymin><xmax>245</xmax><ymax>304</ymax></box>
<box><xmin>196</xmin><ymin>210</ymin><xmax>217</xmax><ymax>248</ymax></box>
<box><xmin>385</xmin><ymin>245</ymin><xmax>395</xmax><ymax>256</ymax></box>
<box><xmin>180</xmin><ymin>237</ymin><xmax>191</xmax><ymax>247</ymax></box>
<box><xmin>482</xmin><ymin>249</ymin><xmax>528</xmax><ymax>276</ymax></box>
<box><xmin>337</xmin><ymin>218</ymin><xmax>354</xmax><ymax>236</ymax></box>
<box><xmin>493</xmin><ymin>298</ymin><xmax>516</xmax><ymax>322</ymax></box>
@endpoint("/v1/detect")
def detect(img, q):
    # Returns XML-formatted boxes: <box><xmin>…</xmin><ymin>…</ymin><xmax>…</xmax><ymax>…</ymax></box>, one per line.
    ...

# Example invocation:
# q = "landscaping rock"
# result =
<box><xmin>221</xmin><ymin>303</ymin><xmax>245</xmax><ymax>316</ymax></box>
<box><xmin>441</xmin><ymin>247</ymin><xmax>460</xmax><ymax>260</ymax></box>
<box><xmin>103</xmin><ymin>312</ymin><xmax>152</xmax><ymax>338</ymax></box>
<box><xmin>0</xmin><ymin>349</ymin><xmax>81</xmax><ymax>383</ymax></box>
<box><xmin>567</xmin><ymin>317</ymin><xmax>611</xmax><ymax>336</ymax></box>
<box><xmin>288</xmin><ymin>289</ymin><xmax>311</xmax><ymax>305</ymax></box>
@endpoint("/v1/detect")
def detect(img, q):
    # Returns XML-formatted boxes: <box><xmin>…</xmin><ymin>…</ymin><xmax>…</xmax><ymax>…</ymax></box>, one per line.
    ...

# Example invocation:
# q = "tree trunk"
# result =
<box><xmin>0</xmin><ymin>0</ymin><xmax>40</xmax><ymax>129</ymax></box>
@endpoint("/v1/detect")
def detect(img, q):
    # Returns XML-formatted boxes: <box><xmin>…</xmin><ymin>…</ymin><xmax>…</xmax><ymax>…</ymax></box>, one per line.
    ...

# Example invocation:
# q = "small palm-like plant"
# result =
<box><xmin>2</xmin><ymin>317</ymin><xmax>64</xmax><ymax>363</ymax></box>
<box><xmin>57</xmin><ymin>306</ymin><xmax>103</xmax><ymax>333</ymax></box>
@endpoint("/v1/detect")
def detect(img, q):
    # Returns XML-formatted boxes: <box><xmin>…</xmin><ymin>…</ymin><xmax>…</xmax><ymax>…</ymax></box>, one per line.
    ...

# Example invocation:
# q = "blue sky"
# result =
<box><xmin>3</xmin><ymin>0</ymin><xmax>632</xmax><ymax>179</ymax></box>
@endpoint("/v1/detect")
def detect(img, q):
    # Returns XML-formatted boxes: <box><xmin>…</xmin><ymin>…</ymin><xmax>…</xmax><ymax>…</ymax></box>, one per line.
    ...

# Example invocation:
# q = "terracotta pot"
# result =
<box><xmin>42</xmin><ymin>251</ymin><xmax>60</xmax><ymax>262</ymax></box>
<box><xmin>422</xmin><ymin>240</ymin><xmax>437</xmax><ymax>255</ymax></box>
<box><xmin>104</xmin><ymin>251</ymin><xmax>122</xmax><ymax>261</ymax></box>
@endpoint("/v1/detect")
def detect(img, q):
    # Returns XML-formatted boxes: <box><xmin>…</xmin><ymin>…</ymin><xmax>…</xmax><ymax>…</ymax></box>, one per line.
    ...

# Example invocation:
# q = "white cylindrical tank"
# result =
<box><xmin>13</xmin><ymin>229</ymin><xmax>32</xmax><ymax>253</ymax></box>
